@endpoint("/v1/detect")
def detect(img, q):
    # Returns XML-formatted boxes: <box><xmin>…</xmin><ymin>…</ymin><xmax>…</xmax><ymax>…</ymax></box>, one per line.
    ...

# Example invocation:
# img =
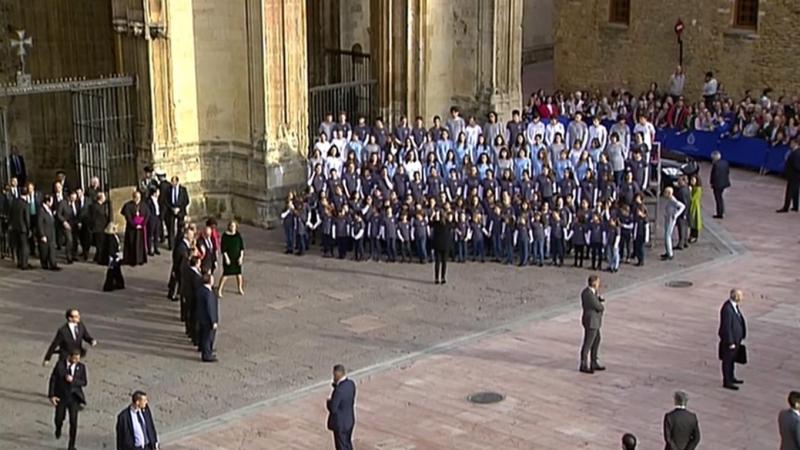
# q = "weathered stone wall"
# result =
<box><xmin>522</xmin><ymin>0</ymin><xmax>554</xmax><ymax>65</ymax></box>
<box><xmin>339</xmin><ymin>0</ymin><xmax>371</xmax><ymax>53</ymax></box>
<box><xmin>554</xmin><ymin>0</ymin><xmax>800</xmax><ymax>98</ymax></box>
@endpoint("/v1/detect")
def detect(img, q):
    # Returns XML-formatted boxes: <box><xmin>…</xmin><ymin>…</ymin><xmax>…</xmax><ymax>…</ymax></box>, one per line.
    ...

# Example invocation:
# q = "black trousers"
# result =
<box><xmin>167</xmin><ymin>266</ymin><xmax>180</xmax><ymax>300</ymax></box>
<box><xmin>434</xmin><ymin>249</ymin><xmax>447</xmax><ymax>281</ymax></box>
<box><xmin>782</xmin><ymin>178</ymin><xmax>799</xmax><ymax>211</ymax></box>
<box><xmin>199</xmin><ymin>324</ymin><xmax>216</xmax><ymax>361</ymax></box>
<box><xmin>721</xmin><ymin>346</ymin><xmax>737</xmax><ymax>385</ymax></box>
<box><xmin>589</xmin><ymin>243</ymin><xmax>603</xmax><ymax>269</ymax></box>
<box><xmin>676</xmin><ymin>217</ymin><xmax>689</xmax><ymax>247</ymax></box>
<box><xmin>573</xmin><ymin>244</ymin><xmax>586</xmax><ymax>267</ymax></box>
<box><xmin>580</xmin><ymin>327</ymin><xmax>601</xmax><ymax>368</ymax></box>
<box><xmin>103</xmin><ymin>262</ymin><xmax>125</xmax><ymax>291</ymax></box>
<box><xmin>332</xmin><ymin>428</ymin><xmax>354</xmax><ymax>450</ymax></box>
<box><xmin>39</xmin><ymin>240</ymin><xmax>58</xmax><ymax>269</ymax></box>
<box><xmin>713</xmin><ymin>188</ymin><xmax>725</xmax><ymax>217</ymax></box>
<box><xmin>54</xmin><ymin>396</ymin><xmax>80</xmax><ymax>450</ymax></box>
<box><xmin>11</xmin><ymin>230</ymin><xmax>28</xmax><ymax>268</ymax></box>
<box><xmin>63</xmin><ymin>227</ymin><xmax>77</xmax><ymax>262</ymax></box>
<box><xmin>166</xmin><ymin>214</ymin><xmax>184</xmax><ymax>250</ymax></box>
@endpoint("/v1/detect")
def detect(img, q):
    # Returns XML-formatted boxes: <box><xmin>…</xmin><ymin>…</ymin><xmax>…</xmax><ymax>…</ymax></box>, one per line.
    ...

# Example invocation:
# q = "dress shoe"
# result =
<box><xmin>579</xmin><ymin>366</ymin><xmax>594</xmax><ymax>374</ymax></box>
<box><xmin>202</xmin><ymin>357</ymin><xmax>218</xmax><ymax>363</ymax></box>
<box><xmin>434</xmin><ymin>279</ymin><xmax>440</xmax><ymax>284</ymax></box>
<box><xmin>50</xmin><ymin>266</ymin><xmax>62</xmax><ymax>271</ymax></box>
<box><xmin>55</xmin><ymin>428</ymin><xmax>62</xmax><ymax>439</ymax></box>
<box><xmin>154</xmin><ymin>250</ymin><xmax>161</xmax><ymax>255</ymax></box>
<box><xmin>723</xmin><ymin>384</ymin><xmax>739</xmax><ymax>391</ymax></box>
<box><xmin>660</xmin><ymin>254</ymin><xmax>673</xmax><ymax>260</ymax></box>
<box><xmin>713</xmin><ymin>214</ymin><xmax>723</xmax><ymax>219</ymax></box>
<box><xmin>776</xmin><ymin>208</ymin><xmax>789</xmax><ymax>213</ymax></box>
<box><xmin>591</xmin><ymin>365</ymin><xmax>606</xmax><ymax>371</ymax></box>
<box><xmin>441</xmin><ymin>279</ymin><xmax>446</xmax><ymax>285</ymax></box>
<box><xmin>733</xmin><ymin>378</ymin><xmax>744</xmax><ymax>384</ymax></box>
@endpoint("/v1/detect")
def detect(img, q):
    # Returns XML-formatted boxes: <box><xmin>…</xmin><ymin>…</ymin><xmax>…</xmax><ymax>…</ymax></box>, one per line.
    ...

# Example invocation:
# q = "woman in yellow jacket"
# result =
<box><xmin>688</xmin><ymin>175</ymin><xmax>703</xmax><ymax>243</ymax></box>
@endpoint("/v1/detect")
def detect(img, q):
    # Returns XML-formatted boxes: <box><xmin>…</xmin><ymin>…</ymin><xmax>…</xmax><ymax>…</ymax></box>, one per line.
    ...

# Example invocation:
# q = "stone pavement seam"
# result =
<box><xmin>161</xmin><ymin>211</ymin><xmax>745</xmax><ymax>444</ymax></box>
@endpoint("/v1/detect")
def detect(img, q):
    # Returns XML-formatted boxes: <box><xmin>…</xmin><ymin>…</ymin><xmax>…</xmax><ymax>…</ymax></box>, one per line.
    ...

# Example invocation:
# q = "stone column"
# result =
<box><xmin>261</xmin><ymin>0</ymin><xmax>309</xmax><ymax>223</ymax></box>
<box><xmin>486</xmin><ymin>0</ymin><xmax>523</xmax><ymax>118</ymax></box>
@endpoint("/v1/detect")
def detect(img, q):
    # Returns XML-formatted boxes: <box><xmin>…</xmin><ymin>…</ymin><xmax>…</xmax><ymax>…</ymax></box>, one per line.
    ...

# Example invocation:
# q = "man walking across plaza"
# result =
<box><xmin>661</xmin><ymin>187</ymin><xmax>685</xmax><ymax>261</ymax></box>
<box><xmin>663</xmin><ymin>390</ymin><xmax>701</xmax><ymax>450</ymax></box>
<box><xmin>709</xmin><ymin>151</ymin><xmax>730</xmax><ymax>219</ymax></box>
<box><xmin>778</xmin><ymin>391</ymin><xmax>800</xmax><ymax>450</ymax></box>
<box><xmin>579</xmin><ymin>274</ymin><xmax>605</xmax><ymax>374</ymax></box>
<box><xmin>43</xmin><ymin>308</ymin><xmax>98</xmax><ymax>364</ymax></box>
<box><xmin>718</xmin><ymin>289</ymin><xmax>746</xmax><ymax>390</ymax></box>
<box><xmin>38</xmin><ymin>193</ymin><xmax>61</xmax><ymax>270</ymax></box>
<box><xmin>327</xmin><ymin>364</ymin><xmax>356</xmax><ymax>450</ymax></box>
<box><xmin>48</xmin><ymin>351</ymin><xmax>87</xmax><ymax>450</ymax></box>
<box><xmin>116</xmin><ymin>390</ymin><xmax>160</xmax><ymax>450</ymax></box>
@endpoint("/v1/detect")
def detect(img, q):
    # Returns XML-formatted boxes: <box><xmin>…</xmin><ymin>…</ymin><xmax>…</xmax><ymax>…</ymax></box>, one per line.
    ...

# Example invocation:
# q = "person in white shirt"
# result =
<box><xmin>526</xmin><ymin>115</ymin><xmax>546</xmax><ymax>147</ymax></box>
<box><xmin>633</xmin><ymin>115</ymin><xmax>656</xmax><ymax>150</ymax></box>
<box><xmin>464</xmin><ymin>116</ymin><xmax>483</xmax><ymax>151</ymax></box>
<box><xmin>566</xmin><ymin>112</ymin><xmax>589</xmax><ymax>151</ymax></box>
<box><xmin>703</xmin><ymin>71</ymin><xmax>718</xmax><ymax>111</ymax></box>
<box><xmin>545</xmin><ymin>116</ymin><xmax>565</xmax><ymax>147</ymax></box>
<box><xmin>588</xmin><ymin>116</ymin><xmax>608</xmax><ymax>151</ymax></box>
<box><xmin>668</xmin><ymin>65</ymin><xmax>685</xmax><ymax>99</ymax></box>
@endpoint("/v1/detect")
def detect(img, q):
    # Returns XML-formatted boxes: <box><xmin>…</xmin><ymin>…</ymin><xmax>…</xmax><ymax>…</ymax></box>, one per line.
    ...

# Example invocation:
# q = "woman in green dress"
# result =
<box><xmin>217</xmin><ymin>220</ymin><xmax>245</xmax><ymax>297</ymax></box>
<box><xmin>688</xmin><ymin>175</ymin><xmax>703</xmax><ymax>243</ymax></box>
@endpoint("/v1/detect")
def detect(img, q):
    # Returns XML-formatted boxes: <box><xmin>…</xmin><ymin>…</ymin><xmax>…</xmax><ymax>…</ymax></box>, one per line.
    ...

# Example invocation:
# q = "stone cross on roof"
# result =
<box><xmin>10</xmin><ymin>29</ymin><xmax>33</xmax><ymax>75</ymax></box>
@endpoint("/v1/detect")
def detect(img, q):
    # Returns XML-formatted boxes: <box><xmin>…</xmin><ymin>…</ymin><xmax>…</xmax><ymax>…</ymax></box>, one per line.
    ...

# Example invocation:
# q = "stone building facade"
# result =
<box><xmin>553</xmin><ymin>0</ymin><xmax>800</xmax><ymax>99</ymax></box>
<box><xmin>0</xmin><ymin>0</ymin><xmax>531</xmax><ymax>225</ymax></box>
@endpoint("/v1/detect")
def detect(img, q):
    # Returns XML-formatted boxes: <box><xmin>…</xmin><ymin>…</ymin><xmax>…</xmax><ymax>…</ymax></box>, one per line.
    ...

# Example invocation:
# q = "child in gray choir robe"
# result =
<box><xmin>567</xmin><ymin>216</ymin><xmax>588</xmax><ymax>268</ymax></box>
<box><xmin>531</xmin><ymin>212</ymin><xmax>546</xmax><ymax>267</ymax></box>
<box><xmin>549</xmin><ymin>212</ymin><xmax>566</xmax><ymax>267</ymax></box>
<box><xmin>588</xmin><ymin>214</ymin><xmax>605</xmax><ymax>270</ymax></box>
<box><xmin>454</xmin><ymin>212</ymin><xmax>468</xmax><ymax>263</ymax></box>
<box><xmin>321</xmin><ymin>205</ymin><xmax>334</xmax><ymax>257</ymax></box>
<box><xmin>467</xmin><ymin>212</ymin><xmax>488</xmax><ymax>263</ymax></box>
<box><xmin>367</xmin><ymin>207</ymin><xmax>382</xmax><ymax>261</ymax></box>
<box><xmin>332</xmin><ymin>208</ymin><xmax>350</xmax><ymax>259</ymax></box>
<box><xmin>514</xmin><ymin>216</ymin><xmax>532</xmax><ymax>267</ymax></box>
<box><xmin>412</xmin><ymin>210</ymin><xmax>429</xmax><ymax>263</ymax></box>
<box><xmin>397</xmin><ymin>213</ymin><xmax>412</xmax><ymax>263</ymax></box>
<box><xmin>605</xmin><ymin>217</ymin><xmax>621</xmax><ymax>273</ymax></box>
<box><xmin>380</xmin><ymin>208</ymin><xmax>398</xmax><ymax>262</ymax></box>
<box><xmin>350</xmin><ymin>214</ymin><xmax>365</xmax><ymax>261</ymax></box>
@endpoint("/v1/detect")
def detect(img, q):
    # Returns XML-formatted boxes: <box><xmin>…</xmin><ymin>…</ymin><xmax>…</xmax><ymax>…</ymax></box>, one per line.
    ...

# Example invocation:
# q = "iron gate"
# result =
<box><xmin>0</xmin><ymin>75</ymin><xmax>136</xmax><ymax>193</ymax></box>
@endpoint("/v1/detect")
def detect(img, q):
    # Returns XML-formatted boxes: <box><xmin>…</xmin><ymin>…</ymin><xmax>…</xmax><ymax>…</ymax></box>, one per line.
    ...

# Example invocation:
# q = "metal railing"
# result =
<box><xmin>308</xmin><ymin>79</ymin><xmax>377</xmax><ymax>148</ymax></box>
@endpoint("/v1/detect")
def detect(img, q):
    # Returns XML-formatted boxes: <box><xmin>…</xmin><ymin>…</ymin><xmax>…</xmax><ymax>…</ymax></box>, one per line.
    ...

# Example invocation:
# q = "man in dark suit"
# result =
<box><xmin>164</xmin><ymin>176</ymin><xmax>190</xmax><ymax>250</ymax></box>
<box><xmin>181</xmin><ymin>256</ymin><xmax>203</xmax><ymax>347</ymax></box>
<box><xmin>778</xmin><ymin>391</ymin><xmax>800</xmax><ymax>450</ymax></box>
<box><xmin>9</xmin><ymin>145</ymin><xmax>27</xmax><ymax>186</ymax></box>
<box><xmin>167</xmin><ymin>228</ymin><xmax>194</xmax><ymax>301</ymax></box>
<box><xmin>709</xmin><ymin>150</ymin><xmax>731</xmax><ymax>219</ymax></box>
<box><xmin>327</xmin><ymin>364</ymin><xmax>356</xmax><ymax>450</ymax></box>
<box><xmin>777</xmin><ymin>140</ymin><xmax>800</xmax><ymax>213</ymax></box>
<box><xmin>8</xmin><ymin>187</ymin><xmax>31</xmax><ymax>269</ymax></box>
<box><xmin>43</xmin><ymin>308</ymin><xmax>98</xmax><ymax>364</ymax></box>
<box><xmin>196</xmin><ymin>273</ymin><xmax>219</xmax><ymax>362</ymax></box>
<box><xmin>48</xmin><ymin>351</ymin><xmax>87</xmax><ymax>450</ymax></box>
<box><xmin>145</xmin><ymin>188</ymin><xmax>162</xmax><ymax>256</ymax></box>
<box><xmin>37</xmin><ymin>194</ymin><xmax>61</xmax><ymax>270</ymax></box>
<box><xmin>718</xmin><ymin>288</ymin><xmax>746</xmax><ymax>390</ymax></box>
<box><xmin>663</xmin><ymin>390</ymin><xmax>701</xmax><ymax>450</ymax></box>
<box><xmin>674</xmin><ymin>176</ymin><xmax>691</xmax><ymax>250</ymax></box>
<box><xmin>56</xmin><ymin>191</ymin><xmax>80</xmax><ymax>264</ymax></box>
<box><xmin>580</xmin><ymin>274</ymin><xmax>605</xmax><ymax>373</ymax></box>
<box><xmin>26</xmin><ymin>182</ymin><xmax>42</xmax><ymax>257</ymax></box>
<box><xmin>197</xmin><ymin>226</ymin><xmax>217</xmax><ymax>275</ymax></box>
<box><xmin>116</xmin><ymin>390</ymin><xmax>160</xmax><ymax>450</ymax></box>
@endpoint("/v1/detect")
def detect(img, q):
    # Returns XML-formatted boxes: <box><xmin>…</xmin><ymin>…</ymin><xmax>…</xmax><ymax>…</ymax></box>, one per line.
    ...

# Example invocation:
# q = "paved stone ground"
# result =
<box><xmin>0</xmin><ymin>169</ymin><xmax>727</xmax><ymax>449</ymax></box>
<box><xmin>165</xmin><ymin>167</ymin><xmax>799</xmax><ymax>450</ymax></box>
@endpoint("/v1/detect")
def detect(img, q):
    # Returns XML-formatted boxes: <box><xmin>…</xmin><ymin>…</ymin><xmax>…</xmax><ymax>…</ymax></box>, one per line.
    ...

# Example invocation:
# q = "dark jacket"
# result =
<box><xmin>195</xmin><ymin>284</ymin><xmax>219</xmax><ymax>325</ymax></box>
<box><xmin>48</xmin><ymin>361</ymin><xmax>87</xmax><ymax>405</ymax></box>
<box><xmin>326</xmin><ymin>378</ymin><xmax>356</xmax><ymax>432</ymax></box>
<box><xmin>116</xmin><ymin>405</ymin><xmax>159</xmax><ymax>450</ymax></box>
<box><xmin>718</xmin><ymin>300</ymin><xmax>746</xmax><ymax>345</ymax></box>
<box><xmin>8</xmin><ymin>197</ymin><xmax>30</xmax><ymax>233</ymax></box>
<box><xmin>430</xmin><ymin>218</ymin><xmax>454</xmax><ymax>252</ymax></box>
<box><xmin>778</xmin><ymin>408</ymin><xmax>800</xmax><ymax>450</ymax></box>
<box><xmin>663</xmin><ymin>408</ymin><xmax>701</xmax><ymax>450</ymax></box>
<box><xmin>88</xmin><ymin>201</ymin><xmax>110</xmax><ymax>234</ymax></box>
<box><xmin>44</xmin><ymin>322</ymin><xmax>96</xmax><ymax>362</ymax></box>
<box><xmin>580</xmin><ymin>286</ymin><xmax>604</xmax><ymax>329</ymax></box>
<box><xmin>165</xmin><ymin>185</ymin><xmax>190</xmax><ymax>218</ymax></box>
<box><xmin>710</xmin><ymin>159</ymin><xmax>731</xmax><ymax>190</ymax></box>
<box><xmin>37</xmin><ymin>206</ymin><xmax>57</xmax><ymax>243</ymax></box>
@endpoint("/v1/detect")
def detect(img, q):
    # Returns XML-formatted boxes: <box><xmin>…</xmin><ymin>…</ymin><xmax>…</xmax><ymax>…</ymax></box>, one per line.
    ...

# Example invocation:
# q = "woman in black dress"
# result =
<box><xmin>430</xmin><ymin>210</ymin><xmax>454</xmax><ymax>284</ymax></box>
<box><xmin>217</xmin><ymin>220</ymin><xmax>245</xmax><ymax>297</ymax></box>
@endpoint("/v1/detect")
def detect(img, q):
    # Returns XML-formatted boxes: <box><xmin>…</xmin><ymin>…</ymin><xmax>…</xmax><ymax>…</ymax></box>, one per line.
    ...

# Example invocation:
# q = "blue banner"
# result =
<box><xmin>659</xmin><ymin>129</ymin><xmax>721</xmax><ymax>159</ymax></box>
